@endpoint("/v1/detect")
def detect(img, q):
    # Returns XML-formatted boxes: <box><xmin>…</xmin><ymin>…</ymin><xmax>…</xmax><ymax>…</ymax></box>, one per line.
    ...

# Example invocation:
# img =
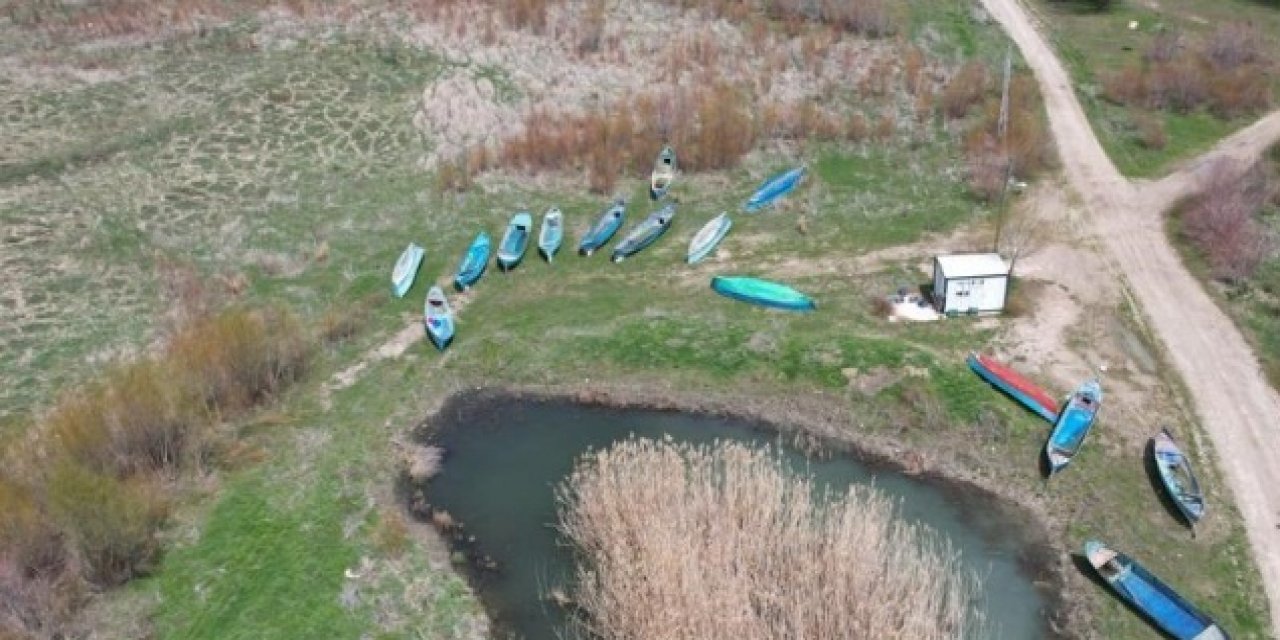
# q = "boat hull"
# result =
<box><xmin>745</xmin><ymin>166</ymin><xmax>805</xmax><ymax>212</ymax></box>
<box><xmin>423</xmin><ymin>286</ymin><xmax>455</xmax><ymax>351</ymax></box>
<box><xmin>578</xmin><ymin>200</ymin><xmax>626</xmax><ymax>256</ymax></box>
<box><xmin>966</xmin><ymin>353</ymin><xmax>1060</xmax><ymax>424</ymax></box>
<box><xmin>650</xmin><ymin>146</ymin><xmax>676</xmax><ymax>200</ymax></box>
<box><xmin>612</xmin><ymin>204</ymin><xmax>675</xmax><ymax>262</ymax></box>
<box><xmin>1045</xmin><ymin>379</ymin><xmax>1103</xmax><ymax>474</ymax></box>
<box><xmin>1153</xmin><ymin>428</ymin><xmax>1206</xmax><ymax>525</ymax></box>
<box><xmin>497</xmin><ymin>212</ymin><xmax>532</xmax><ymax>271</ymax></box>
<box><xmin>1085</xmin><ymin>541</ymin><xmax>1228</xmax><ymax>640</ymax></box>
<box><xmin>454</xmin><ymin>232</ymin><xmax>491</xmax><ymax>291</ymax></box>
<box><xmin>687</xmin><ymin>213</ymin><xmax>732</xmax><ymax>264</ymax></box>
<box><xmin>391</xmin><ymin>243</ymin><xmax>425</xmax><ymax>298</ymax></box>
<box><xmin>711</xmin><ymin>276</ymin><xmax>815</xmax><ymax>312</ymax></box>
<box><xmin>538</xmin><ymin>208</ymin><xmax>563</xmax><ymax>262</ymax></box>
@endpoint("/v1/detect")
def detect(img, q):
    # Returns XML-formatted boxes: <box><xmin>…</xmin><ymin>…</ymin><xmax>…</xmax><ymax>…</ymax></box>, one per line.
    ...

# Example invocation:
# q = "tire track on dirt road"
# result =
<box><xmin>981</xmin><ymin>0</ymin><xmax>1280</xmax><ymax>628</ymax></box>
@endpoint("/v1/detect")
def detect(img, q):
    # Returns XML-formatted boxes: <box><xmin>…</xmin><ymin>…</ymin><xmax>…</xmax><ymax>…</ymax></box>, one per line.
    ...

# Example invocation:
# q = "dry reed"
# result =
<box><xmin>557</xmin><ymin>438</ymin><xmax>983</xmax><ymax>639</ymax></box>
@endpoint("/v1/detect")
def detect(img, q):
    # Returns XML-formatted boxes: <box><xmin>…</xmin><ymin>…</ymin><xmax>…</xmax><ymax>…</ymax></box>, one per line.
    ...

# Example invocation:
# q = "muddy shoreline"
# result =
<box><xmin>405</xmin><ymin>378</ymin><xmax>1085</xmax><ymax>638</ymax></box>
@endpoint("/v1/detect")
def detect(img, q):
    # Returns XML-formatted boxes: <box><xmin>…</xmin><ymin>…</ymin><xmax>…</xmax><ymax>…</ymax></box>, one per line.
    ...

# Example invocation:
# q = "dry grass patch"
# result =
<box><xmin>557</xmin><ymin>438</ymin><xmax>983</xmax><ymax>639</ymax></box>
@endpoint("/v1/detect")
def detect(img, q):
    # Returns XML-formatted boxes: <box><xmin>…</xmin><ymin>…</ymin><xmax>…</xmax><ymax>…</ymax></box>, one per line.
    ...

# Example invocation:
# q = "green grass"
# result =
<box><xmin>0</xmin><ymin>3</ymin><xmax>1271</xmax><ymax>638</ymax></box>
<box><xmin>1032</xmin><ymin>0</ymin><xmax>1280</xmax><ymax>177</ymax></box>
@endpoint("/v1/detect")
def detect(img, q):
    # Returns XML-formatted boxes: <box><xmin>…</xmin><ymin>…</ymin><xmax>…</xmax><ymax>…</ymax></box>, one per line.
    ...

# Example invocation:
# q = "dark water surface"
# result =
<box><xmin>416</xmin><ymin>393</ymin><xmax>1057</xmax><ymax>640</ymax></box>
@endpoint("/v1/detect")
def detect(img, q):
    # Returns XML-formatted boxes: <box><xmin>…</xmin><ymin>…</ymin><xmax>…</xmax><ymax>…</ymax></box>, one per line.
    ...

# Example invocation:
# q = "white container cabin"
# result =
<box><xmin>932</xmin><ymin>253</ymin><xmax>1010</xmax><ymax>315</ymax></box>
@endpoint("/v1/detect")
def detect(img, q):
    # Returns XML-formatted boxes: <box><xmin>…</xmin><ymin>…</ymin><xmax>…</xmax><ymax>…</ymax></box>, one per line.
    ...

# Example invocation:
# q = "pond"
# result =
<box><xmin>411</xmin><ymin>392</ymin><xmax>1059</xmax><ymax>639</ymax></box>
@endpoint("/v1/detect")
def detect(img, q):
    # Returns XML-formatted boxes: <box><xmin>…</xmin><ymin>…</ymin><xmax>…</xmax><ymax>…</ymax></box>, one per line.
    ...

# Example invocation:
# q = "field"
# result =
<box><xmin>1026</xmin><ymin>0</ymin><xmax>1280</xmax><ymax>177</ymax></box>
<box><xmin>0</xmin><ymin>1</ymin><xmax>1270</xmax><ymax>638</ymax></box>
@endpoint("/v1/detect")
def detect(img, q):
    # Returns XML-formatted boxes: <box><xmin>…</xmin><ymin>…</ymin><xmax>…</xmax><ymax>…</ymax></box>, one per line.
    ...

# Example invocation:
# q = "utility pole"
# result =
<box><xmin>993</xmin><ymin>45</ymin><xmax>1014</xmax><ymax>253</ymax></box>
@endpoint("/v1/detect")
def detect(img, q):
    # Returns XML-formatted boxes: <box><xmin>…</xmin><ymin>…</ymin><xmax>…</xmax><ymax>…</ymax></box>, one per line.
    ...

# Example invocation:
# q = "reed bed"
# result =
<box><xmin>557</xmin><ymin>438</ymin><xmax>983</xmax><ymax>640</ymax></box>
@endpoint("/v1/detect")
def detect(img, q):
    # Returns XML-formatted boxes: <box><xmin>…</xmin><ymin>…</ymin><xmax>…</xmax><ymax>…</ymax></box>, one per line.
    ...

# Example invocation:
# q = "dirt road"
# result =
<box><xmin>980</xmin><ymin>0</ymin><xmax>1280</xmax><ymax>628</ymax></box>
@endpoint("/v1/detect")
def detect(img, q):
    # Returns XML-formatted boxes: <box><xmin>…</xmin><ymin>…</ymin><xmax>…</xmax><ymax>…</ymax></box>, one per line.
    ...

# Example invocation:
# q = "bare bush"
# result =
<box><xmin>557</xmin><ymin>439</ymin><xmax>983</xmax><ymax>640</ymax></box>
<box><xmin>940</xmin><ymin>61</ymin><xmax>989</xmax><ymax>119</ymax></box>
<box><xmin>1144</xmin><ymin>30</ymin><xmax>1183</xmax><ymax>64</ymax></box>
<box><xmin>1182</xmin><ymin>160</ymin><xmax>1276</xmax><ymax>282</ymax></box>
<box><xmin>1147</xmin><ymin>60</ymin><xmax>1208</xmax><ymax>113</ymax></box>
<box><xmin>1134</xmin><ymin>113</ymin><xmax>1167</xmax><ymax>150</ymax></box>
<box><xmin>1204</xmin><ymin>22</ymin><xmax>1266</xmax><ymax>71</ymax></box>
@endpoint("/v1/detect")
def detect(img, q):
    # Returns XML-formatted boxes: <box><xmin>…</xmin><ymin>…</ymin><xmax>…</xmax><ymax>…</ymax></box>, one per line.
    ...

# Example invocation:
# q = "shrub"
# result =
<box><xmin>1203</xmin><ymin>22</ymin><xmax>1266</xmax><ymax>71</ymax></box>
<box><xmin>1144</xmin><ymin>30</ymin><xmax>1183</xmax><ymax>64</ymax></box>
<box><xmin>1147</xmin><ymin>59</ymin><xmax>1208</xmax><ymax>113</ymax></box>
<box><xmin>0</xmin><ymin>479</ymin><xmax>65</xmax><ymax>579</ymax></box>
<box><xmin>47</xmin><ymin>462</ymin><xmax>165</xmax><ymax>586</ymax></box>
<box><xmin>940</xmin><ymin>61</ymin><xmax>989</xmax><ymax>119</ymax></box>
<box><xmin>167</xmin><ymin>306</ymin><xmax>309</xmax><ymax>415</ymax></box>
<box><xmin>1208</xmin><ymin>68</ymin><xmax>1271</xmax><ymax>119</ymax></box>
<box><xmin>1182</xmin><ymin>160</ymin><xmax>1276</xmax><ymax>282</ymax></box>
<box><xmin>557</xmin><ymin>439</ymin><xmax>982</xmax><ymax>639</ymax></box>
<box><xmin>1134</xmin><ymin>113</ymin><xmax>1167</xmax><ymax>150</ymax></box>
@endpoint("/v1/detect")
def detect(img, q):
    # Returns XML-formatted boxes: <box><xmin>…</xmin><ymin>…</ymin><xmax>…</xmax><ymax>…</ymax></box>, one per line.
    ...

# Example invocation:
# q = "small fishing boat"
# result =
<box><xmin>496</xmin><ymin>211</ymin><xmax>533</xmax><ymax>271</ymax></box>
<box><xmin>423</xmin><ymin>285</ymin><xmax>454</xmax><ymax>351</ymax></box>
<box><xmin>744</xmin><ymin>166</ymin><xmax>806</xmax><ymax>213</ymax></box>
<box><xmin>453</xmin><ymin>232</ymin><xmax>491</xmax><ymax>291</ymax></box>
<box><xmin>1085</xmin><ymin>541</ymin><xmax>1229</xmax><ymax>640</ymax></box>
<box><xmin>1044</xmin><ymin>378</ymin><xmax>1103</xmax><ymax>475</ymax></box>
<box><xmin>578</xmin><ymin>199</ymin><xmax>627</xmax><ymax>256</ymax></box>
<box><xmin>391</xmin><ymin>242</ymin><xmax>425</xmax><ymax>298</ymax></box>
<box><xmin>1152</xmin><ymin>428</ymin><xmax>1206</xmax><ymax>529</ymax></box>
<box><xmin>538</xmin><ymin>207</ymin><xmax>564</xmax><ymax>263</ymax></box>
<box><xmin>711</xmin><ymin>276</ymin><xmax>816</xmax><ymax>312</ymax></box>
<box><xmin>687</xmin><ymin>212</ymin><xmax>732</xmax><ymax>264</ymax></box>
<box><xmin>650</xmin><ymin>145</ymin><xmax>676</xmax><ymax>200</ymax></box>
<box><xmin>612</xmin><ymin>203</ymin><xmax>676</xmax><ymax>263</ymax></box>
<box><xmin>966</xmin><ymin>352</ymin><xmax>1060</xmax><ymax>424</ymax></box>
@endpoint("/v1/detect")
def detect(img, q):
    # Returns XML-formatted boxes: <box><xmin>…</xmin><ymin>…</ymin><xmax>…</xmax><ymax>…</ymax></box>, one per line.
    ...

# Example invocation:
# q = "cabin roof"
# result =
<box><xmin>935</xmin><ymin>253</ymin><xmax>1010</xmax><ymax>278</ymax></box>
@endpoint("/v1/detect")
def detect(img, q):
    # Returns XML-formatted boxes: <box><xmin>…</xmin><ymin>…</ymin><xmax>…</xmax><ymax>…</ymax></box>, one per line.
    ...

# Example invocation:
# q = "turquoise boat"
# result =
<box><xmin>1044</xmin><ymin>378</ymin><xmax>1103</xmax><ymax>475</ymax></box>
<box><xmin>1085</xmin><ymin>541</ymin><xmax>1229</xmax><ymax>640</ymax></box>
<box><xmin>578</xmin><ymin>199</ymin><xmax>626</xmax><ymax>256</ymax></box>
<box><xmin>710</xmin><ymin>276</ymin><xmax>815</xmax><ymax>312</ymax></box>
<box><xmin>423</xmin><ymin>285</ymin><xmax>454</xmax><ymax>351</ymax></box>
<box><xmin>611</xmin><ymin>203</ymin><xmax>675</xmax><ymax>263</ymax></box>
<box><xmin>538</xmin><ymin>207</ymin><xmax>563</xmax><ymax>263</ymax></box>
<box><xmin>744</xmin><ymin>166</ymin><xmax>805</xmax><ymax>212</ymax></box>
<box><xmin>497</xmin><ymin>211</ymin><xmax>532</xmax><ymax>271</ymax></box>
<box><xmin>391</xmin><ymin>242</ymin><xmax>425</xmax><ymax>298</ymax></box>
<box><xmin>453</xmin><ymin>232</ymin><xmax>490</xmax><ymax>291</ymax></box>
<box><xmin>687</xmin><ymin>212</ymin><xmax>732</xmax><ymax>264</ymax></box>
<box><xmin>1152</xmin><ymin>428</ymin><xmax>1206</xmax><ymax>529</ymax></box>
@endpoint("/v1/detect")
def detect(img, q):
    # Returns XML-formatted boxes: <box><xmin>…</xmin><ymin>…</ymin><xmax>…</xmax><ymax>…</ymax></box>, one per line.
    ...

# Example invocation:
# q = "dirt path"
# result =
<box><xmin>981</xmin><ymin>0</ymin><xmax>1280</xmax><ymax>627</ymax></box>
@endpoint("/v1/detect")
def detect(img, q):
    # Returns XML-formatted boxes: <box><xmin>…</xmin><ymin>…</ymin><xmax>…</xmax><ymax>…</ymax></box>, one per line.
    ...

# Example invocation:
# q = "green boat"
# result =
<box><xmin>710</xmin><ymin>276</ymin><xmax>815</xmax><ymax>312</ymax></box>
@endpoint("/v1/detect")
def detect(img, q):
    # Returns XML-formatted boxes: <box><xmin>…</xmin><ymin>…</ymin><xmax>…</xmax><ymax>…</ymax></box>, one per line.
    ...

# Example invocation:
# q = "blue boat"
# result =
<box><xmin>611</xmin><ymin>203</ymin><xmax>675</xmax><ymax>263</ymax></box>
<box><xmin>687</xmin><ymin>212</ymin><xmax>732</xmax><ymax>264</ymax></box>
<box><xmin>538</xmin><ymin>207</ymin><xmax>563</xmax><ymax>263</ymax></box>
<box><xmin>497</xmin><ymin>211</ymin><xmax>532</xmax><ymax>271</ymax></box>
<box><xmin>744</xmin><ymin>166</ymin><xmax>806</xmax><ymax>213</ymax></box>
<box><xmin>1044</xmin><ymin>378</ymin><xmax>1103</xmax><ymax>475</ymax></box>
<box><xmin>453</xmin><ymin>232</ymin><xmax>491</xmax><ymax>291</ymax></box>
<box><xmin>711</xmin><ymin>276</ymin><xmax>815</xmax><ymax>312</ymax></box>
<box><xmin>1085</xmin><ymin>541</ymin><xmax>1229</xmax><ymax>640</ymax></box>
<box><xmin>423</xmin><ymin>285</ymin><xmax>454</xmax><ymax>351</ymax></box>
<box><xmin>1152</xmin><ymin>428</ymin><xmax>1206</xmax><ymax>529</ymax></box>
<box><xmin>578</xmin><ymin>199</ymin><xmax>627</xmax><ymax>256</ymax></box>
<box><xmin>391</xmin><ymin>242</ymin><xmax>425</xmax><ymax>298</ymax></box>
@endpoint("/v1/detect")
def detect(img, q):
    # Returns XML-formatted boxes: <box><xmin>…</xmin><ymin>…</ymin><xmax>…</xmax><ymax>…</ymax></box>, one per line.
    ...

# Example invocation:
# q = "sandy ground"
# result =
<box><xmin>982</xmin><ymin>0</ymin><xmax>1280</xmax><ymax>627</ymax></box>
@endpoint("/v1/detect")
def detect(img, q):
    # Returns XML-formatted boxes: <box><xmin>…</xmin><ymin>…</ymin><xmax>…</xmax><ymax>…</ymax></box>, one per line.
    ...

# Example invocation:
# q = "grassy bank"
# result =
<box><xmin>0</xmin><ymin>2</ymin><xmax>1270</xmax><ymax>639</ymax></box>
<box><xmin>1029</xmin><ymin>0</ymin><xmax>1280</xmax><ymax>177</ymax></box>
